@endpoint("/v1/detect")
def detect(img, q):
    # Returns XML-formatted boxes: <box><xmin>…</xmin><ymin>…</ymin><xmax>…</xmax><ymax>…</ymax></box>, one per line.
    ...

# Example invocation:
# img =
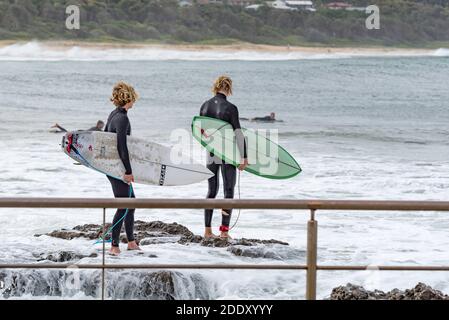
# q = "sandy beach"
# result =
<box><xmin>0</xmin><ymin>40</ymin><xmax>436</xmax><ymax>55</ymax></box>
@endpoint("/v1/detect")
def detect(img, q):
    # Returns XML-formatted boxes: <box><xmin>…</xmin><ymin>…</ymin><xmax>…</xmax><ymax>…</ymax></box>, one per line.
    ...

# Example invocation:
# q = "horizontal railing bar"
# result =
<box><xmin>0</xmin><ymin>264</ymin><xmax>307</xmax><ymax>270</ymax></box>
<box><xmin>0</xmin><ymin>264</ymin><xmax>448</xmax><ymax>271</ymax></box>
<box><xmin>318</xmin><ymin>266</ymin><xmax>449</xmax><ymax>271</ymax></box>
<box><xmin>0</xmin><ymin>198</ymin><xmax>449</xmax><ymax>211</ymax></box>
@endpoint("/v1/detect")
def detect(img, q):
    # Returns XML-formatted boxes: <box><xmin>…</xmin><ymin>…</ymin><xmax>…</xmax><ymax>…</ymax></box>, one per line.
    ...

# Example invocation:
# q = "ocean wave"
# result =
<box><xmin>0</xmin><ymin>41</ymin><xmax>446</xmax><ymax>61</ymax></box>
<box><xmin>434</xmin><ymin>48</ymin><xmax>449</xmax><ymax>57</ymax></box>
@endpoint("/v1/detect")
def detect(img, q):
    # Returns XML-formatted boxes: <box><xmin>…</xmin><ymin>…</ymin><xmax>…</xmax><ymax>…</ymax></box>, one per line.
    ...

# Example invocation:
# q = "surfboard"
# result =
<box><xmin>191</xmin><ymin>116</ymin><xmax>301</xmax><ymax>179</ymax></box>
<box><xmin>61</xmin><ymin>131</ymin><xmax>213</xmax><ymax>186</ymax></box>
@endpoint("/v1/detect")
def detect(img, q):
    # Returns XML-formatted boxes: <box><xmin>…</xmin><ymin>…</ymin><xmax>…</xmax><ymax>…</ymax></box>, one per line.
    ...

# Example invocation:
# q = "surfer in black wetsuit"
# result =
<box><xmin>51</xmin><ymin>120</ymin><xmax>105</xmax><ymax>132</ymax></box>
<box><xmin>200</xmin><ymin>76</ymin><xmax>248</xmax><ymax>240</ymax></box>
<box><xmin>252</xmin><ymin>112</ymin><xmax>276</xmax><ymax>122</ymax></box>
<box><xmin>104</xmin><ymin>82</ymin><xmax>140</xmax><ymax>256</ymax></box>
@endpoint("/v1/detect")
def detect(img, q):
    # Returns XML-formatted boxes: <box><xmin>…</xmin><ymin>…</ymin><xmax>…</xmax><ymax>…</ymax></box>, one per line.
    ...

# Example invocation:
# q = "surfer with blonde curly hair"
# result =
<box><xmin>200</xmin><ymin>75</ymin><xmax>248</xmax><ymax>240</ymax></box>
<box><xmin>104</xmin><ymin>81</ymin><xmax>140</xmax><ymax>256</ymax></box>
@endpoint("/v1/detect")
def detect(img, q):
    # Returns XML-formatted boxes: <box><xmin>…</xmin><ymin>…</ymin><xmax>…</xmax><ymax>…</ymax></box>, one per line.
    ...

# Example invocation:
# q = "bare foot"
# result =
<box><xmin>127</xmin><ymin>240</ymin><xmax>141</xmax><ymax>251</ymax></box>
<box><xmin>204</xmin><ymin>227</ymin><xmax>218</xmax><ymax>239</ymax></box>
<box><xmin>109</xmin><ymin>247</ymin><xmax>121</xmax><ymax>256</ymax></box>
<box><xmin>220</xmin><ymin>232</ymin><xmax>232</xmax><ymax>240</ymax></box>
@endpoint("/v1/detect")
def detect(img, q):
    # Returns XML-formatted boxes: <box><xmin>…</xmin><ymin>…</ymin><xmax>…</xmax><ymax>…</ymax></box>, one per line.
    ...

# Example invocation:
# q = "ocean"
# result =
<box><xmin>0</xmin><ymin>42</ymin><xmax>448</xmax><ymax>299</ymax></box>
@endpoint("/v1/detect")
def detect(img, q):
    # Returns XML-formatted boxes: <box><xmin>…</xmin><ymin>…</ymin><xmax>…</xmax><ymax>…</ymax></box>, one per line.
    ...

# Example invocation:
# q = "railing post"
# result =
<box><xmin>306</xmin><ymin>209</ymin><xmax>318</xmax><ymax>300</ymax></box>
<box><xmin>101</xmin><ymin>208</ymin><xmax>106</xmax><ymax>301</ymax></box>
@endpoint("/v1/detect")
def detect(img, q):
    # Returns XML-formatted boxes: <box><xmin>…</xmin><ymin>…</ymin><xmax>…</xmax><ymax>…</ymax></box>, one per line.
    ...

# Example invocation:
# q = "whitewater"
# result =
<box><xmin>0</xmin><ymin>41</ymin><xmax>448</xmax><ymax>61</ymax></box>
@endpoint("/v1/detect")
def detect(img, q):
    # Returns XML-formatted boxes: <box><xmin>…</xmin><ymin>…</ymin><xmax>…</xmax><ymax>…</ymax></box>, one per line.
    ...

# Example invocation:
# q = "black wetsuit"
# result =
<box><xmin>200</xmin><ymin>93</ymin><xmax>247</xmax><ymax>229</ymax></box>
<box><xmin>87</xmin><ymin>126</ymin><xmax>102</xmax><ymax>131</ymax></box>
<box><xmin>104</xmin><ymin>108</ymin><xmax>135</xmax><ymax>247</ymax></box>
<box><xmin>252</xmin><ymin>116</ymin><xmax>275</xmax><ymax>122</ymax></box>
<box><xmin>54</xmin><ymin>124</ymin><xmax>102</xmax><ymax>132</ymax></box>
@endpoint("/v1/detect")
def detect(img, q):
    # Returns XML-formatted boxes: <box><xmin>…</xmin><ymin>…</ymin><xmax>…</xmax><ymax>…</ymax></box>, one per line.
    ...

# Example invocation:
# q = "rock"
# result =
<box><xmin>330</xmin><ymin>283</ymin><xmax>372</xmax><ymax>300</ymax></box>
<box><xmin>0</xmin><ymin>270</ymin><xmax>212</xmax><ymax>300</ymax></box>
<box><xmin>330</xmin><ymin>283</ymin><xmax>449</xmax><ymax>300</ymax></box>
<box><xmin>36</xmin><ymin>221</ymin><xmax>195</xmax><ymax>245</ymax></box>
<box><xmin>139</xmin><ymin>236</ymin><xmax>180</xmax><ymax>246</ymax></box>
<box><xmin>36</xmin><ymin>221</ymin><xmax>292</xmax><ymax>259</ymax></box>
<box><xmin>134</xmin><ymin>221</ymin><xmax>193</xmax><ymax>237</ymax></box>
<box><xmin>200</xmin><ymin>237</ymin><xmax>231</xmax><ymax>248</ymax></box>
<box><xmin>139</xmin><ymin>271</ymin><xmax>176</xmax><ymax>300</ymax></box>
<box><xmin>33</xmin><ymin>251</ymin><xmax>98</xmax><ymax>263</ymax></box>
<box><xmin>404</xmin><ymin>282</ymin><xmax>449</xmax><ymax>300</ymax></box>
<box><xmin>200</xmin><ymin>237</ymin><xmax>289</xmax><ymax>248</ymax></box>
<box><xmin>228</xmin><ymin>245</ymin><xmax>304</xmax><ymax>260</ymax></box>
<box><xmin>178</xmin><ymin>234</ymin><xmax>203</xmax><ymax>245</ymax></box>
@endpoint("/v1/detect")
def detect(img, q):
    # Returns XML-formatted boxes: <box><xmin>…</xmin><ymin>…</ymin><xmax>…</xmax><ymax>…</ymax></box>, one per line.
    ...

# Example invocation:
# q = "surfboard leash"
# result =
<box><xmin>68</xmin><ymin>143</ymin><xmax>134</xmax><ymax>245</ymax></box>
<box><xmin>94</xmin><ymin>183</ymin><xmax>133</xmax><ymax>245</ymax></box>
<box><xmin>230</xmin><ymin>170</ymin><xmax>241</xmax><ymax>231</ymax></box>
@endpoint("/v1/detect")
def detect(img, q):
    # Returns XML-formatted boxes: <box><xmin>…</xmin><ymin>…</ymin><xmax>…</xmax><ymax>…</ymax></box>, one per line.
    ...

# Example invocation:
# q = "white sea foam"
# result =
<box><xmin>0</xmin><ymin>41</ymin><xmax>445</xmax><ymax>61</ymax></box>
<box><xmin>434</xmin><ymin>48</ymin><xmax>449</xmax><ymax>57</ymax></box>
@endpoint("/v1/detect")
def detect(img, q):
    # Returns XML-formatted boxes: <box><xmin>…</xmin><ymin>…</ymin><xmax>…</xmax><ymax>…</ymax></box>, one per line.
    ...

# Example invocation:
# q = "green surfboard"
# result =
<box><xmin>191</xmin><ymin>116</ymin><xmax>301</xmax><ymax>179</ymax></box>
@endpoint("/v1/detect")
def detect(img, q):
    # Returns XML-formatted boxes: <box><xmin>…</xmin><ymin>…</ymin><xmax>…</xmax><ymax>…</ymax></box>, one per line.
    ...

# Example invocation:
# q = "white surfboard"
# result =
<box><xmin>61</xmin><ymin>131</ymin><xmax>213</xmax><ymax>186</ymax></box>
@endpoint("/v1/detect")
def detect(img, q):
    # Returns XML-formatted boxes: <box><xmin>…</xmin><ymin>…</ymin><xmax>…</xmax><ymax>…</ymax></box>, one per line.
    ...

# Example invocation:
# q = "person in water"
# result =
<box><xmin>200</xmin><ymin>76</ymin><xmax>248</xmax><ymax>239</ymax></box>
<box><xmin>104</xmin><ymin>82</ymin><xmax>140</xmax><ymax>255</ymax></box>
<box><xmin>252</xmin><ymin>112</ymin><xmax>276</xmax><ymax>122</ymax></box>
<box><xmin>51</xmin><ymin>120</ymin><xmax>105</xmax><ymax>132</ymax></box>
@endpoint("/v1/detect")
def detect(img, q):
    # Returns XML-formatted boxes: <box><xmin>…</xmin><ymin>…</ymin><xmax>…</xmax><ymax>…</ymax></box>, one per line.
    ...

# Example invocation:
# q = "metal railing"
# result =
<box><xmin>1</xmin><ymin>198</ymin><xmax>449</xmax><ymax>300</ymax></box>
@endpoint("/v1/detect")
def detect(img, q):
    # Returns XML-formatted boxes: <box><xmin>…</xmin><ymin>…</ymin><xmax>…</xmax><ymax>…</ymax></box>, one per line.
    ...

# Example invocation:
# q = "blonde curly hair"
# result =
<box><xmin>110</xmin><ymin>81</ymin><xmax>139</xmax><ymax>108</ymax></box>
<box><xmin>212</xmin><ymin>75</ymin><xmax>233</xmax><ymax>96</ymax></box>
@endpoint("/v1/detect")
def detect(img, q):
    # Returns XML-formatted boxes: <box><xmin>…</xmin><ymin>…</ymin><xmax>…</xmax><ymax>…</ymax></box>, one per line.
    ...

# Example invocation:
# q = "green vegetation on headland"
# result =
<box><xmin>1</xmin><ymin>0</ymin><xmax>449</xmax><ymax>48</ymax></box>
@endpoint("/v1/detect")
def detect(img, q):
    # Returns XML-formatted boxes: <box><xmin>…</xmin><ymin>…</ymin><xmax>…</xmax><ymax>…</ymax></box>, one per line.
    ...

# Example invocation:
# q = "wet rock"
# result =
<box><xmin>330</xmin><ymin>283</ymin><xmax>449</xmax><ymax>300</ymax></box>
<box><xmin>0</xmin><ymin>270</ymin><xmax>212</xmax><ymax>300</ymax></box>
<box><xmin>139</xmin><ymin>236</ymin><xmax>180</xmax><ymax>246</ymax></box>
<box><xmin>178</xmin><ymin>234</ymin><xmax>203</xmax><ymax>245</ymax></box>
<box><xmin>200</xmin><ymin>237</ymin><xmax>289</xmax><ymax>248</ymax></box>
<box><xmin>33</xmin><ymin>251</ymin><xmax>98</xmax><ymax>263</ymax></box>
<box><xmin>36</xmin><ymin>221</ymin><xmax>195</xmax><ymax>245</ymax></box>
<box><xmin>134</xmin><ymin>221</ymin><xmax>193</xmax><ymax>237</ymax></box>
<box><xmin>139</xmin><ymin>271</ymin><xmax>176</xmax><ymax>300</ymax></box>
<box><xmin>233</xmin><ymin>238</ymin><xmax>289</xmax><ymax>246</ymax></box>
<box><xmin>404</xmin><ymin>283</ymin><xmax>449</xmax><ymax>300</ymax></box>
<box><xmin>200</xmin><ymin>237</ymin><xmax>231</xmax><ymax>248</ymax></box>
<box><xmin>228</xmin><ymin>245</ymin><xmax>304</xmax><ymax>260</ymax></box>
<box><xmin>37</xmin><ymin>221</ymin><xmax>292</xmax><ymax>259</ymax></box>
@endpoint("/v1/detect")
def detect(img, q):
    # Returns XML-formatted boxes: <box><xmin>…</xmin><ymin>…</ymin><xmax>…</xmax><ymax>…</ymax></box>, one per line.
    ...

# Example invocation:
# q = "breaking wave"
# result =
<box><xmin>434</xmin><ymin>48</ymin><xmax>449</xmax><ymax>57</ymax></box>
<box><xmin>0</xmin><ymin>41</ymin><xmax>447</xmax><ymax>61</ymax></box>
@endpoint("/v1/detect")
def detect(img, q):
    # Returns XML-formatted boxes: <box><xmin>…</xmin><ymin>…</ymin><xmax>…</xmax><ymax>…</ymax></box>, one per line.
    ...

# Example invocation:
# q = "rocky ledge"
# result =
<box><xmin>330</xmin><ymin>283</ymin><xmax>449</xmax><ymax>300</ymax></box>
<box><xmin>35</xmin><ymin>221</ymin><xmax>301</xmax><ymax>260</ymax></box>
<box><xmin>0</xmin><ymin>270</ymin><xmax>211</xmax><ymax>300</ymax></box>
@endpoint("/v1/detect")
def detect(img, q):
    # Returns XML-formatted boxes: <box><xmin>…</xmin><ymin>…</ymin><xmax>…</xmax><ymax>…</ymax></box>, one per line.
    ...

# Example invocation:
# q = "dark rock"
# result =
<box><xmin>36</xmin><ymin>221</ymin><xmax>291</xmax><ymax>259</ymax></box>
<box><xmin>33</xmin><ymin>251</ymin><xmax>98</xmax><ymax>263</ymax></box>
<box><xmin>404</xmin><ymin>282</ymin><xmax>449</xmax><ymax>300</ymax></box>
<box><xmin>139</xmin><ymin>271</ymin><xmax>176</xmax><ymax>300</ymax></box>
<box><xmin>0</xmin><ymin>270</ymin><xmax>211</xmax><ymax>300</ymax></box>
<box><xmin>36</xmin><ymin>221</ymin><xmax>195</xmax><ymax>245</ymax></box>
<box><xmin>234</xmin><ymin>238</ymin><xmax>289</xmax><ymax>246</ymax></box>
<box><xmin>139</xmin><ymin>237</ymin><xmax>180</xmax><ymax>246</ymax></box>
<box><xmin>228</xmin><ymin>245</ymin><xmax>304</xmax><ymax>260</ymax></box>
<box><xmin>178</xmin><ymin>234</ymin><xmax>203</xmax><ymax>245</ymax></box>
<box><xmin>330</xmin><ymin>283</ymin><xmax>449</xmax><ymax>300</ymax></box>
<box><xmin>200</xmin><ymin>237</ymin><xmax>231</xmax><ymax>248</ymax></box>
<box><xmin>200</xmin><ymin>237</ymin><xmax>289</xmax><ymax>248</ymax></box>
<box><xmin>134</xmin><ymin>221</ymin><xmax>193</xmax><ymax>237</ymax></box>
